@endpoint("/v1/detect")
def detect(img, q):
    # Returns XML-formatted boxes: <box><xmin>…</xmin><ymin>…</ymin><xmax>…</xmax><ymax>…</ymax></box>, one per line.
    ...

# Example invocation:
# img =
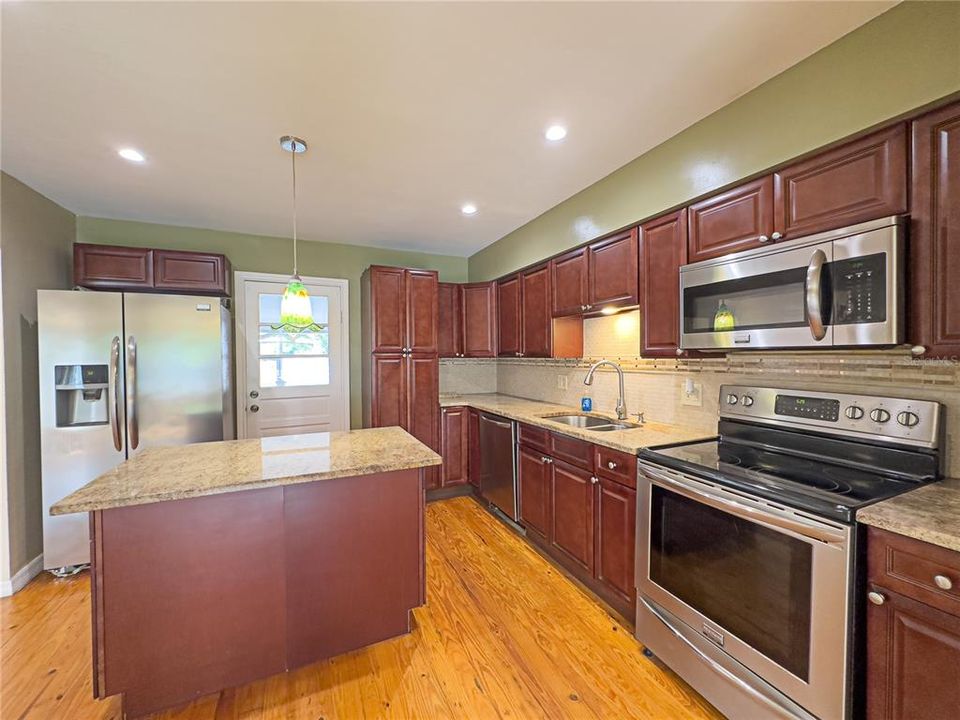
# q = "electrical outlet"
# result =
<box><xmin>681</xmin><ymin>378</ymin><xmax>703</xmax><ymax>407</ymax></box>
<box><xmin>557</xmin><ymin>375</ymin><xmax>568</xmax><ymax>390</ymax></box>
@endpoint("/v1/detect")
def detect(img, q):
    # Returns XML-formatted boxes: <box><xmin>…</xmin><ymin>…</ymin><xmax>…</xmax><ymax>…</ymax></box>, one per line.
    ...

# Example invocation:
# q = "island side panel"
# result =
<box><xmin>284</xmin><ymin>468</ymin><xmax>424</xmax><ymax>669</ymax></box>
<box><xmin>96</xmin><ymin>486</ymin><xmax>287</xmax><ymax>719</ymax></box>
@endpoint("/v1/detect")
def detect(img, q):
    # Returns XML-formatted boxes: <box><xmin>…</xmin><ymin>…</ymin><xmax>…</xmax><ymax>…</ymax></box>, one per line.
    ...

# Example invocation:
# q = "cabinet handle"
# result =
<box><xmin>758</xmin><ymin>235</ymin><xmax>770</xmax><ymax>243</ymax></box>
<box><xmin>934</xmin><ymin>574</ymin><xmax>954</xmax><ymax>590</ymax></box>
<box><xmin>867</xmin><ymin>591</ymin><xmax>886</xmax><ymax>606</ymax></box>
<box><xmin>540</xmin><ymin>456</ymin><xmax>553</xmax><ymax>464</ymax></box>
<box><xmin>771</xmin><ymin>231</ymin><xmax>783</xmax><ymax>241</ymax></box>
<box><xmin>607</xmin><ymin>461</ymin><xmax>617</xmax><ymax>470</ymax></box>
<box><xmin>676</xmin><ymin>348</ymin><xmax>683</xmax><ymax>357</ymax></box>
<box><xmin>591</xmin><ymin>476</ymin><xmax>599</xmax><ymax>485</ymax></box>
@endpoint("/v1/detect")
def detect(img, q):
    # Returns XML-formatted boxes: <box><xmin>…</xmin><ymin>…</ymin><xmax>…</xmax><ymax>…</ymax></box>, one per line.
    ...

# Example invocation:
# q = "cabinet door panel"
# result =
<box><xmin>551</xmin><ymin>248</ymin><xmax>588</xmax><ymax>317</ymax></box>
<box><xmin>369</xmin><ymin>268</ymin><xmax>406</xmax><ymax>353</ymax></box>
<box><xmin>438</xmin><ymin>283</ymin><xmax>461</xmax><ymax>358</ymax></box>
<box><xmin>461</xmin><ymin>282</ymin><xmax>497</xmax><ymax>357</ymax></box>
<box><xmin>550</xmin><ymin>460</ymin><xmax>594</xmax><ymax>574</ymax></box>
<box><xmin>74</xmin><ymin>244</ymin><xmax>154</xmax><ymax>290</ymax></box>
<box><xmin>440</xmin><ymin>406</ymin><xmax>468</xmax><ymax>487</ymax></box>
<box><xmin>497</xmin><ymin>275</ymin><xmax>522</xmax><ymax>357</ymax></box>
<box><xmin>688</xmin><ymin>176</ymin><xmax>774</xmax><ymax>262</ymax></box>
<box><xmin>518</xmin><ymin>447</ymin><xmax>550</xmax><ymax>539</ymax></box>
<box><xmin>370</xmin><ymin>354</ymin><xmax>406</xmax><ymax>429</ymax></box>
<box><xmin>153</xmin><ymin>250</ymin><xmax>229</xmax><ymax>296</ymax></box>
<box><xmin>467</xmin><ymin>409</ymin><xmax>481</xmax><ymax>489</ymax></box>
<box><xmin>639</xmin><ymin>209</ymin><xmax>688</xmax><ymax>357</ymax></box>
<box><xmin>407</xmin><ymin>354</ymin><xmax>439</xmax><ymax>490</ymax></box>
<box><xmin>406</xmin><ymin>270</ymin><xmax>439</xmax><ymax>354</ymax></box>
<box><xmin>588</xmin><ymin>228</ymin><xmax>639</xmax><ymax>308</ymax></box>
<box><xmin>774</xmin><ymin>124</ymin><xmax>907</xmax><ymax>239</ymax></box>
<box><xmin>866</xmin><ymin>585</ymin><xmax>960</xmax><ymax>720</ymax></box>
<box><xmin>521</xmin><ymin>264</ymin><xmax>551</xmax><ymax>358</ymax></box>
<box><xmin>595</xmin><ymin>478</ymin><xmax>636</xmax><ymax>604</ymax></box>
<box><xmin>910</xmin><ymin>101</ymin><xmax>960</xmax><ymax>358</ymax></box>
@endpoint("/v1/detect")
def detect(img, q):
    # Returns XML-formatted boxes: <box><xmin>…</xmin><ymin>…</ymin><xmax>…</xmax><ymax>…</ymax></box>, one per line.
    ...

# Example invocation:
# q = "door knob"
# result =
<box><xmin>249</xmin><ymin>390</ymin><xmax>259</xmax><ymax>399</ymax></box>
<box><xmin>867</xmin><ymin>591</ymin><xmax>886</xmax><ymax>606</ymax></box>
<box><xmin>250</xmin><ymin>404</ymin><xmax>260</xmax><ymax>413</ymax></box>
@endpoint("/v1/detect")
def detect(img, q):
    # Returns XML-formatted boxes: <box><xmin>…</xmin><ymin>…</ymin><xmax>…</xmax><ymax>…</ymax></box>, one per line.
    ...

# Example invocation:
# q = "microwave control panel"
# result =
<box><xmin>831</xmin><ymin>253</ymin><xmax>886</xmax><ymax>325</ymax></box>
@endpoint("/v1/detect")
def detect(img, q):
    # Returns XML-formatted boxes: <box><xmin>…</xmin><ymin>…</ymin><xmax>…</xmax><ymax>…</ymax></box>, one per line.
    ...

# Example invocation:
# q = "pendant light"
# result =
<box><xmin>274</xmin><ymin>135</ymin><xmax>322</xmax><ymax>333</ymax></box>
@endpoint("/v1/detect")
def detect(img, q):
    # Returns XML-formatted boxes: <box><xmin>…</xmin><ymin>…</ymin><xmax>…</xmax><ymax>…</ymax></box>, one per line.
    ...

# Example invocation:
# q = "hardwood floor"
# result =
<box><xmin>1</xmin><ymin>496</ymin><xmax>722</xmax><ymax>719</ymax></box>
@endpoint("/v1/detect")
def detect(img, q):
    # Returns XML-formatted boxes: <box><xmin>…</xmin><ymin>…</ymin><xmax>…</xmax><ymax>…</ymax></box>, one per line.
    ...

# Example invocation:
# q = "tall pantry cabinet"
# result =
<box><xmin>361</xmin><ymin>266</ymin><xmax>441</xmax><ymax>489</ymax></box>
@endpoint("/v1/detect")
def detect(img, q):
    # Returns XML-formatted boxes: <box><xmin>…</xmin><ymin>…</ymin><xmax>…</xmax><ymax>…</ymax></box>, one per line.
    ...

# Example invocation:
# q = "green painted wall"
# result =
<box><xmin>468</xmin><ymin>1</ymin><xmax>960</xmax><ymax>281</ymax></box>
<box><xmin>76</xmin><ymin>217</ymin><xmax>468</xmax><ymax>429</ymax></box>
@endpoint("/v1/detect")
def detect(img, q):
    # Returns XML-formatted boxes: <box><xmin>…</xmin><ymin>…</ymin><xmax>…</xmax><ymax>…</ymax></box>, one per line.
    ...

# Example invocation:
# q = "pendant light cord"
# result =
<box><xmin>291</xmin><ymin>142</ymin><xmax>299</xmax><ymax>276</ymax></box>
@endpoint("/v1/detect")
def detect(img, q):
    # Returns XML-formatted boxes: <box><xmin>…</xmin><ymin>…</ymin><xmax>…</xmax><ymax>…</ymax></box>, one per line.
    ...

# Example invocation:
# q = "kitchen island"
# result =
<box><xmin>51</xmin><ymin>427</ymin><xmax>441</xmax><ymax>719</ymax></box>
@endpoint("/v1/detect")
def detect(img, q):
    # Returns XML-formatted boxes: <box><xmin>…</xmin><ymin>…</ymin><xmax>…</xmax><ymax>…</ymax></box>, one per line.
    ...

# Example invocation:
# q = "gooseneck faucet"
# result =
<box><xmin>584</xmin><ymin>359</ymin><xmax>627</xmax><ymax>421</ymax></box>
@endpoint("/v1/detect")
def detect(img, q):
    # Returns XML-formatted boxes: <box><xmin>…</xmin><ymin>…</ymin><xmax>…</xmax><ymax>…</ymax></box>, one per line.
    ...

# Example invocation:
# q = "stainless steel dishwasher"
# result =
<box><xmin>478</xmin><ymin>412</ymin><xmax>518</xmax><ymax>521</ymax></box>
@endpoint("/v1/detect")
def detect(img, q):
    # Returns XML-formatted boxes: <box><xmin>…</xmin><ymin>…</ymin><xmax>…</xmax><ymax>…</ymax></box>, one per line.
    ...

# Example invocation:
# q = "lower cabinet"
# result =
<box><xmin>467</xmin><ymin>409</ymin><xmax>481</xmax><ymax>490</ymax></box>
<box><xmin>440</xmin><ymin>406</ymin><xmax>468</xmax><ymax>487</ymax></box>
<box><xmin>518</xmin><ymin>446</ymin><xmax>551</xmax><ymax>539</ymax></box>
<box><xmin>866</xmin><ymin>527</ymin><xmax>960</xmax><ymax>720</ymax></box>
<box><xmin>550</xmin><ymin>459</ymin><xmax>595</xmax><ymax>574</ymax></box>
<box><xmin>595</xmin><ymin>476</ymin><xmax>637</xmax><ymax>606</ymax></box>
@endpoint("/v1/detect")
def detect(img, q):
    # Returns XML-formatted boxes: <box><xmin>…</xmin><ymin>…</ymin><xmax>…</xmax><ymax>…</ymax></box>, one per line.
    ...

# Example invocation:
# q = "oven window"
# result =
<box><xmin>650</xmin><ymin>486</ymin><xmax>813</xmax><ymax>680</ymax></box>
<box><xmin>683</xmin><ymin>266</ymin><xmax>809</xmax><ymax>334</ymax></box>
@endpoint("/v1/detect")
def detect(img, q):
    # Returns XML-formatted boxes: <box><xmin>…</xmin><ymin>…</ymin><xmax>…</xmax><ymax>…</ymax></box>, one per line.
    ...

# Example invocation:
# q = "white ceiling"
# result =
<box><xmin>1</xmin><ymin>1</ymin><xmax>894</xmax><ymax>257</ymax></box>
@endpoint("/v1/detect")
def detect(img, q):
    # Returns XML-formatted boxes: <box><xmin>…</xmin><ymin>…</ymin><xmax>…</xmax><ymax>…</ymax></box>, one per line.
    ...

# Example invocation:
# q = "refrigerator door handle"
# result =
<box><xmin>109</xmin><ymin>336</ymin><xmax>123</xmax><ymax>451</ymax></box>
<box><xmin>126</xmin><ymin>335</ymin><xmax>139</xmax><ymax>450</ymax></box>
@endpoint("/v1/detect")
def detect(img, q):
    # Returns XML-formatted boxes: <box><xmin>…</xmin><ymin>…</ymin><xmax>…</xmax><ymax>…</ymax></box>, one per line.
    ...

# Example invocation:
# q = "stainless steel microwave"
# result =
<box><xmin>679</xmin><ymin>215</ymin><xmax>905</xmax><ymax>351</ymax></box>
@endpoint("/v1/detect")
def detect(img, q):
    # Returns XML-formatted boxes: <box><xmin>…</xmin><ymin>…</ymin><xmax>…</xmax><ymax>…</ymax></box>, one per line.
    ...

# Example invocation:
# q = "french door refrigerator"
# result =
<box><xmin>38</xmin><ymin>290</ymin><xmax>234</xmax><ymax>571</ymax></box>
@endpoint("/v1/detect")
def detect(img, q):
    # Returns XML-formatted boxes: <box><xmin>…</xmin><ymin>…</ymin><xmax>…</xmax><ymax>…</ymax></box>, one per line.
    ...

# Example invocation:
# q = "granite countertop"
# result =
<box><xmin>440</xmin><ymin>393</ymin><xmax>713</xmax><ymax>454</ymax></box>
<box><xmin>51</xmin><ymin>426</ymin><xmax>442</xmax><ymax>515</ymax></box>
<box><xmin>857</xmin><ymin>478</ymin><xmax>960</xmax><ymax>553</ymax></box>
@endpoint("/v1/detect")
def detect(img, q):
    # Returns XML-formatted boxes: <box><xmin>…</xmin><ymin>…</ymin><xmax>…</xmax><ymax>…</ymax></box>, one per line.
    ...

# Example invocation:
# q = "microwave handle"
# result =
<box><xmin>805</xmin><ymin>249</ymin><xmax>828</xmax><ymax>341</ymax></box>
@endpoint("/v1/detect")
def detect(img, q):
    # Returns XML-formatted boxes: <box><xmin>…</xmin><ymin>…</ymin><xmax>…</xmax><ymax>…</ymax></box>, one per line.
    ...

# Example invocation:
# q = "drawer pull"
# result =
<box><xmin>867</xmin><ymin>591</ymin><xmax>886</xmax><ymax>606</ymax></box>
<box><xmin>590</xmin><ymin>476</ymin><xmax>599</xmax><ymax>485</ymax></box>
<box><xmin>607</xmin><ymin>461</ymin><xmax>617</xmax><ymax>470</ymax></box>
<box><xmin>934</xmin><ymin>574</ymin><xmax>954</xmax><ymax>590</ymax></box>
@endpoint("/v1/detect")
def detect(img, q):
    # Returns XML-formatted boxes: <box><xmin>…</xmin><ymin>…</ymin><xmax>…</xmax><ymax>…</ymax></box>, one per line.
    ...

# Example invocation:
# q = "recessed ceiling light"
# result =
<box><xmin>545</xmin><ymin>125</ymin><xmax>567</xmax><ymax>142</ymax></box>
<box><xmin>118</xmin><ymin>148</ymin><xmax>146</xmax><ymax>163</ymax></box>
<box><xmin>461</xmin><ymin>203</ymin><xmax>478</xmax><ymax>216</ymax></box>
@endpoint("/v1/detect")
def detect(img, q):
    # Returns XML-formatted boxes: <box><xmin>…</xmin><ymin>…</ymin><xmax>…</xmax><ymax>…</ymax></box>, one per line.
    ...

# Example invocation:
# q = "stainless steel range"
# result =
<box><xmin>635</xmin><ymin>385</ymin><xmax>942</xmax><ymax>720</ymax></box>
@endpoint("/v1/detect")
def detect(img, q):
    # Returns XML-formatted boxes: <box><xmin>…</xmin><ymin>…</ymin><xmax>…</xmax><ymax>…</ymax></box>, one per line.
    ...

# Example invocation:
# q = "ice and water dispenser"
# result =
<box><xmin>54</xmin><ymin>364</ymin><xmax>110</xmax><ymax>427</ymax></box>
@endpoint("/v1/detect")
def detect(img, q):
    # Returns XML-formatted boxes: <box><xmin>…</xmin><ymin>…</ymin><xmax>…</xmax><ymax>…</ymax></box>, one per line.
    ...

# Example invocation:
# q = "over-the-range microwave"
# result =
<box><xmin>679</xmin><ymin>215</ymin><xmax>905</xmax><ymax>351</ymax></box>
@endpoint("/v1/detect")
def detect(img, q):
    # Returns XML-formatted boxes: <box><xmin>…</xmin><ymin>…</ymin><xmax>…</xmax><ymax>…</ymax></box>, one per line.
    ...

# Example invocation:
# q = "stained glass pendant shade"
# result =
<box><xmin>274</xmin><ymin>135</ymin><xmax>324</xmax><ymax>333</ymax></box>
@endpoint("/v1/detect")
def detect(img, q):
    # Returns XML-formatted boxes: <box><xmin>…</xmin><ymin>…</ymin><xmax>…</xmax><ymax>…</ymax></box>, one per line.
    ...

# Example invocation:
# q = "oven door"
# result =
<box><xmin>680</xmin><ymin>238</ymin><xmax>834</xmax><ymax>350</ymax></box>
<box><xmin>636</xmin><ymin>461</ymin><xmax>852</xmax><ymax>720</ymax></box>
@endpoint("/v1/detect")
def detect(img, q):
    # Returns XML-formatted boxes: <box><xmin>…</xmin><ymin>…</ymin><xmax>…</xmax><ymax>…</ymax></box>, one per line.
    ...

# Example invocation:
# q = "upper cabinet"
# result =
<box><xmin>366</xmin><ymin>266</ymin><xmax>438</xmax><ymax>355</ymax></box>
<box><xmin>461</xmin><ymin>282</ymin><xmax>498</xmax><ymax>358</ymax></box>
<box><xmin>773</xmin><ymin>123</ymin><xmax>907</xmax><ymax>239</ymax></box>
<box><xmin>909</xmin><ymin>100</ymin><xmax>960</xmax><ymax>359</ymax></box>
<box><xmin>74</xmin><ymin>243</ymin><xmax>230</xmax><ymax>296</ymax></box>
<box><xmin>520</xmin><ymin>264</ymin><xmax>552</xmax><ymax>358</ymax></box>
<box><xmin>639</xmin><ymin>209</ymin><xmax>688</xmax><ymax>358</ymax></box>
<box><xmin>550</xmin><ymin>228</ymin><xmax>638</xmax><ymax>316</ymax></box>
<box><xmin>688</xmin><ymin>176</ymin><xmax>775</xmax><ymax>263</ymax></box>
<box><xmin>499</xmin><ymin>267</ymin><xmax>582</xmax><ymax>358</ymax></box>
<box><xmin>438</xmin><ymin>282</ymin><xmax>461</xmax><ymax>358</ymax></box>
<box><xmin>497</xmin><ymin>275</ymin><xmax>522</xmax><ymax>357</ymax></box>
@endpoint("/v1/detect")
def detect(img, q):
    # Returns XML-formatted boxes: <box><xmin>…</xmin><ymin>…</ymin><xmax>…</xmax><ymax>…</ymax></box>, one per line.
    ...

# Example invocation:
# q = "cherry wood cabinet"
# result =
<box><xmin>773</xmin><ymin>123</ymin><xmax>907</xmax><ymax>240</ymax></box>
<box><xmin>639</xmin><ymin>209</ymin><xmax>688</xmax><ymax>357</ymax></box>
<box><xmin>550</xmin><ymin>459</ymin><xmax>595</xmax><ymax>574</ymax></box>
<box><xmin>520</xmin><ymin>264</ymin><xmax>552</xmax><ymax>358</ymax></box>
<box><xmin>368</xmin><ymin>354</ymin><xmax>406</xmax><ymax>428</ymax></box>
<box><xmin>406</xmin><ymin>270</ymin><xmax>440</xmax><ymax>354</ymax></box>
<box><xmin>74</xmin><ymin>244</ymin><xmax>230</xmax><ymax>296</ymax></box>
<box><xmin>518</xmin><ymin>445</ymin><xmax>551</xmax><ymax>540</ymax></box>
<box><xmin>438</xmin><ymin>283</ymin><xmax>461</xmax><ymax>358</ymax></box>
<box><xmin>550</xmin><ymin>247</ymin><xmax>589</xmax><ymax>317</ymax></box>
<box><xmin>909</xmin><ymin>100</ymin><xmax>960</xmax><ymax>359</ymax></box>
<box><xmin>461</xmin><ymin>282</ymin><xmax>497</xmax><ymax>357</ymax></box>
<box><xmin>867</xmin><ymin>528</ymin><xmax>960</xmax><ymax>720</ymax></box>
<box><xmin>594</xmin><ymin>476</ymin><xmax>636</xmax><ymax>606</ymax></box>
<box><xmin>688</xmin><ymin>176</ymin><xmax>775</xmax><ymax>263</ymax></box>
<box><xmin>497</xmin><ymin>275</ymin><xmax>522</xmax><ymax>357</ymax></box>
<box><xmin>367</xmin><ymin>267</ymin><xmax>407</xmax><ymax>353</ymax></box>
<box><xmin>406</xmin><ymin>354</ymin><xmax>440</xmax><ymax>490</ymax></box>
<box><xmin>467</xmin><ymin>409</ymin><xmax>481</xmax><ymax>489</ymax></box>
<box><xmin>587</xmin><ymin>228</ymin><xmax>639</xmax><ymax>310</ymax></box>
<box><xmin>440</xmin><ymin>406</ymin><xmax>468</xmax><ymax>487</ymax></box>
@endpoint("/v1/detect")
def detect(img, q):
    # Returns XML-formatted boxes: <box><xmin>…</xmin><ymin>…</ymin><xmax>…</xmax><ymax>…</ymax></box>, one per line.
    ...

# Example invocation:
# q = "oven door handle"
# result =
<box><xmin>639</xmin><ymin>596</ymin><xmax>813</xmax><ymax>720</ymax></box>
<box><xmin>640</xmin><ymin>463</ymin><xmax>846</xmax><ymax>545</ymax></box>
<box><xmin>804</xmin><ymin>248</ymin><xmax>828</xmax><ymax>341</ymax></box>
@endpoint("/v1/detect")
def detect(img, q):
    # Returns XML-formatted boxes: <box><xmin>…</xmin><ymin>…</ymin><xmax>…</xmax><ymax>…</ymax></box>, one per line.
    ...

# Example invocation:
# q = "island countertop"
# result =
<box><xmin>51</xmin><ymin>426</ymin><xmax>442</xmax><ymax>515</ymax></box>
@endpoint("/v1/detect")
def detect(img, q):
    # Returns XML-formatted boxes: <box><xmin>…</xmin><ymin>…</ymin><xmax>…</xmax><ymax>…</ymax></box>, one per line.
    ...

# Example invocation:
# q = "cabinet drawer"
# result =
<box><xmin>549</xmin><ymin>433</ymin><xmax>593</xmax><ymax>471</ymax></box>
<box><xmin>594</xmin><ymin>446</ymin><xmax>636</xmax><ymax>488</ymax></box>
<box><xmin>518</xmin><ymin>424</ymin><xmax>549</xmax><ymax>453</ymax></box>
<box><xmin>868</xmin><ymin>527</ymin><xmax>960</xmax><ymax>616</ymax></box>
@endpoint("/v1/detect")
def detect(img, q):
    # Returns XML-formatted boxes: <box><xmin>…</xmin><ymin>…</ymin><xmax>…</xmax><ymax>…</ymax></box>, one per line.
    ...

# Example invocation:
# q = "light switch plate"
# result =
<box><xmin>681</xmin><ymin>379</ymin><xmax>703</xmax><ymax>407</ymax></box>
<box><xmin>557</xmin><ymin>375</ymin><xmax>568</xmax><ymax>390</ymax></box>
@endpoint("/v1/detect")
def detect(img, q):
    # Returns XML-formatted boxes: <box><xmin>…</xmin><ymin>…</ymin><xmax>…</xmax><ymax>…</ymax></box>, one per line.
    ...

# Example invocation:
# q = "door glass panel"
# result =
<box><xmin>649</xmin><ymin>486</ymin><xmax>812</xmax><ymax>680</ymax></box>
<box><xmin>257</xmin><ymin>293</ymin><xmax>329</xmax><ymax>387</ymax></box>
<box><xmin>683</xmin><ymin>267</ymin><xmax>809</xmax><ymax>334</ymax></box>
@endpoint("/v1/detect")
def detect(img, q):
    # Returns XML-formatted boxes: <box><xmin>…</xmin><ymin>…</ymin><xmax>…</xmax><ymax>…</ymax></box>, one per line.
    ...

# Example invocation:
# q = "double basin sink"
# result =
<box><xmin>543</xmin><ymin>414</ymin><xmax>641</xmax><ymax>432</ymax></box>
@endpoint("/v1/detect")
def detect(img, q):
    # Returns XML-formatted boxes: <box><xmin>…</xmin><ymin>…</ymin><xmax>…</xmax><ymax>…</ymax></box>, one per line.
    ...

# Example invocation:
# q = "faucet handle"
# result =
<box><xmin>633</xmin><ymin>412</ymin><xmax>645</xmax><ymax>425</ymax></box>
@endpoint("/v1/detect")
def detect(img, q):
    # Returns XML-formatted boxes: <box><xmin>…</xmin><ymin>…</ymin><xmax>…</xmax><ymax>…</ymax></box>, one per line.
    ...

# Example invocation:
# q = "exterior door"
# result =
<box><xmin>122</xmin><ymin>293</ymin><xmax>229</xmax><ymax>456</ymax></box>
<box><xmin>239</xmin><ymin>275</ymin><xmax>348</xmax><ymax>438</ymax></box>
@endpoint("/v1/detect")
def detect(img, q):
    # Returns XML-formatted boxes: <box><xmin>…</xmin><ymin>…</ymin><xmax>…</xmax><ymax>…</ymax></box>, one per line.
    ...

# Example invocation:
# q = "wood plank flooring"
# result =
<box><xmin>1</xmin><ymin>496</ymin><xmax>723</xmax><ymax>719</ymax></box>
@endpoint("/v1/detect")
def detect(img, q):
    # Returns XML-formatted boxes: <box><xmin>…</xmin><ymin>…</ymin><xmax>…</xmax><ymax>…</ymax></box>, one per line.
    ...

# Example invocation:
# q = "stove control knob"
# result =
<box><xmin>741</xmin><ymin>395</ymin><xmax>754</xmax><ymax>407</ymax></box>
<box><xmin>726</xmin><ymin>394</ymin><xmax>739</xmax><ymax>406</ymax></box>
<box><xmin>870</xmin><ymin>408</ymin><xmax>891</xmax><ymax>424</ymax></box>
<box><xmin>897</xmin><ymin>411</ymin><xmax>920</xmax><ymax>428</ymax></box>
<box><xmin>845</xmin><ymin>405</ymin><xmax>865</xmax><ymax>420</ymax></box>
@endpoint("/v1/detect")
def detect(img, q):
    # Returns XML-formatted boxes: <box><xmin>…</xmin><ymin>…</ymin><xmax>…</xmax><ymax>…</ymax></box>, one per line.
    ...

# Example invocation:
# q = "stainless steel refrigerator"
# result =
<box><xmin>38</xmin><ymin>290</ymin><xmax>234</xmax><ymax>570</ymax></box>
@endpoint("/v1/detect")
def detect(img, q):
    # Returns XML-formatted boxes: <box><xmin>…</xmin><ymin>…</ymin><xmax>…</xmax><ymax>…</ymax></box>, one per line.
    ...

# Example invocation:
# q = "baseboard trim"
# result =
<box><xmin>0</xmin><ymin>553</ymin><xmax>43</xmax><ymax>597</ymax></box>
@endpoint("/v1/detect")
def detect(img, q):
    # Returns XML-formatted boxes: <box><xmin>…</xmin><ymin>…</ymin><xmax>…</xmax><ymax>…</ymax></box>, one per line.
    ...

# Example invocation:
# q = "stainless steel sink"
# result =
<box><xmin>544</xmin><ymin>415</ymin><xmax>640</xmax><ymax>431</ymax></box>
